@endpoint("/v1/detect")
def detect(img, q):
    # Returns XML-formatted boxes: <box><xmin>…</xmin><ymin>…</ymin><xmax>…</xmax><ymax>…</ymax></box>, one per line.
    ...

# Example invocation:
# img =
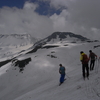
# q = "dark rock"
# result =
<box><xmin>12</xmin><ymin>57</ymin><xmax>32</xmax><ymax>72</ymax></box>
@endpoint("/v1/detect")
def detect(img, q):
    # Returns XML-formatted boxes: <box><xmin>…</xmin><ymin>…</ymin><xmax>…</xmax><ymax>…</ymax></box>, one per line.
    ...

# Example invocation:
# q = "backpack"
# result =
<box><xmin>90</xmin><ymin>53</ymin><xmax>95</xmax><ymax>60</ymax></box>
<box><xmin>82</xmin><ymin>54</ymin><xmax>89</xmax><ymax>63</ymax></box>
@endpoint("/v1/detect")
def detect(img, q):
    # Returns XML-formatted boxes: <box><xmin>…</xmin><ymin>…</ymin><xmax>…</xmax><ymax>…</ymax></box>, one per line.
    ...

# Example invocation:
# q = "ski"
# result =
<box><xmin>59</xmin><ymin>79</ymin><xmax>66</xmax><ymax>86</ymax></box>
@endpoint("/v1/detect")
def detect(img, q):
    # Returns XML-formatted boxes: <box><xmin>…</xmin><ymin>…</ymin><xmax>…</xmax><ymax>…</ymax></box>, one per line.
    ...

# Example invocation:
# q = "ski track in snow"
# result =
<box><xmin>84</xmin><ymin>76</ymin><xmax>100</xmax><ymax>100</ymax></box>
<box><xmin>80</xmin><ymin>62</ymin><xmax>100</xmax><ymax>100</ymax></box>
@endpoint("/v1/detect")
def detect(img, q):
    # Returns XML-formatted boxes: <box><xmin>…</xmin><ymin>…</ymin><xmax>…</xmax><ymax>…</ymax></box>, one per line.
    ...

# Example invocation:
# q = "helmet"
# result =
<box><xmin>89</xmin><ymin>50</ymin><xmax>92</xmax><ymax>52</ymax></box>
<box><xmin>59</xmin><ymin>64</ymin><xmax>62</xmax><ymax>66</ymax></box>
<box><xmin>80</xmin><ymin>51</ymin><xmax>84</xmax><ymax>54</ymax></box>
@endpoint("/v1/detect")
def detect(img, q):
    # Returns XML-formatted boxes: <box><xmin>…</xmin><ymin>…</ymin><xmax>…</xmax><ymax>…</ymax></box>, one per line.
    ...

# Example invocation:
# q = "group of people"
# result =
<box><xmin>80</xmin><ymin>50</ymin><xmax>97</xmax><ymax>80</ymax></box>
<box><xmin>59</xmin><ymin>50</ymin><xmax>97</xmax><ymax>85</ymax></box>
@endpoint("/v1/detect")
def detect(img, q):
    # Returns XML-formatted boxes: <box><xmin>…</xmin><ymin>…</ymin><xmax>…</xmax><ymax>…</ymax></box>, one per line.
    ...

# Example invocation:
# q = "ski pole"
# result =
<box><xmin>65</xmin><ymin>73</ymin><xmax>70</xmax><ymax>79</ymax></box>
<box><xmin>95</xmin><ymin>59</ymin><xmax>97</xmax><ymax>73</ymax></box>
<box><xmin>95</xmin><ymin>58</ymin><xmax>98</xmax><ymax>73</ymax></box>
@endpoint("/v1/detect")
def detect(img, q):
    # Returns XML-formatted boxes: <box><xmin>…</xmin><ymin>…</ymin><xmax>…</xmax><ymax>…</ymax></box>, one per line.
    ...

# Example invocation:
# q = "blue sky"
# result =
<box><xmin>0</xmin><ymin>0</ymin><xmax>100</xmax><ymax>40</ymax></box>
<box><xmin>0</xmin><ymin>0</ymin><xmax>63</xmax><ymax>16</ymax></box>
<box><xmin>0</xmin><ymin>0</ymin><xmax>26</xmax><ymax>8</ymax></box>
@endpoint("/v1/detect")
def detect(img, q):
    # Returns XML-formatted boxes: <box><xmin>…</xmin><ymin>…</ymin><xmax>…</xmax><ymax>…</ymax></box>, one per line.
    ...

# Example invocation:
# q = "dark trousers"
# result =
<box><xmin>90</xmin><ymin>60</ymin><xmax>95</xmax><ymax>70</ymax></box>
<box><xmin>82</xmin><ymin>64</ymin><xmax>89</xmax><ymax>78</ymax></box>
<box><xmin>60</xmin><ymin>74</ymin><xmax>65</xmax><ymax>83</ymax></box>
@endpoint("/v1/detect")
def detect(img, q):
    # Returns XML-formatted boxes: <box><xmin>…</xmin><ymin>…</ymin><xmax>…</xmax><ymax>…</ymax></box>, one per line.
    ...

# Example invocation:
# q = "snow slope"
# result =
<box><xmin>0</xmin><ymin>34</ymin><xmax>37</xmax><ymax>61</ymax></box>
<box><xmin>0</xmin><ymin>41</ymin><xmax>100</xmax><ymax>100</ymax></box>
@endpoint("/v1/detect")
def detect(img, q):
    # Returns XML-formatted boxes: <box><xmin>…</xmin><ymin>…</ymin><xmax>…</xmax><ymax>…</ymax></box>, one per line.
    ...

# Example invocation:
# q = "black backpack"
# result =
<box><xmin>90</xmin><ymin>53</ymin><xmax>95</xmax><ymax>60</ymax></box>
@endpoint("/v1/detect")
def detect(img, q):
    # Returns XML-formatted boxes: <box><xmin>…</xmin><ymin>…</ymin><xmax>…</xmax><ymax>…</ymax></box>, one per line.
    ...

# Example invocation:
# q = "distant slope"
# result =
<box><xmin>0</xmin><ymin>34</ymin><xmax>37</xmax><ymax>60</ymax></box>
<box><xmin>36</xmin><ymin>32</ymin><xmax>89</xmax><ymax>44</ymax></box>
<box><xmin>0</xmin><ymin>34</ymin><xmax>37</xmax><ymax>46</ymax></box>
<box><xmin>27</xmin><ymin>32</ymin><xmax>90</xmax><ymax>53</ymax></box>
<box><xmin>45</xmin><ymin>32</ymin><xmax>89</xmax><ymax>41</ymax></box>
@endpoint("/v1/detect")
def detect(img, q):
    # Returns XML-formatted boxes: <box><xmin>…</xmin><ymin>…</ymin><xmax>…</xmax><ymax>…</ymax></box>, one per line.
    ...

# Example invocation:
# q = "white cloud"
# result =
<box><xmin>0</xmin><ymin>2</ymin><xmax>53</xmax><ymax>38</ymax></box>
<box><xmin>48</xmin><ymin>0</ymin><xmax>100</xmax><ymax>40</ymax></box>
<box><xmin>50</xmin><ymin>10</ymin><xmax>69</xmax><ymax>32</ymax></box>
<box><xmin>23</xmin><ymin>1</ymin><xmax>39</xmax><ymax>10</ymax></box>
<box><xmin>0</xmin><ymin>0</ymin><xmax>100</xmax><ymax>40</ymax></box>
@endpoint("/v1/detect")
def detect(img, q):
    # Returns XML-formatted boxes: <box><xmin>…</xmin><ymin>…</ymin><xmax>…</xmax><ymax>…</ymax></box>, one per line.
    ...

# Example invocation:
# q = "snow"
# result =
<box><xmin>0</xmin><ymin>34</ymin><xmax>34</xmax><ymax>60</ymax></box>
<box><xmin>0</xmin><ymin>41</ymin><xmax>100</xmax><ymax>100</ymax></box>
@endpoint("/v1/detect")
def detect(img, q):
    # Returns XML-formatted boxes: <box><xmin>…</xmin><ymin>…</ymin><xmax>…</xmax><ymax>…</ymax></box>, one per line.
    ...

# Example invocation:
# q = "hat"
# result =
<box><xmin>59</xmin><ymin>64</ymin><xmax>62</xmax><ymax>66</ymax></box>
<box><xmin>80</xmin><ymin>51</ymin><xmax>84</xmax><ymax>54</ymax></box>
<box><xmin>89</xmin><ymin>50</ymin><xmax>92</xmax><ymax>52</ymax></box>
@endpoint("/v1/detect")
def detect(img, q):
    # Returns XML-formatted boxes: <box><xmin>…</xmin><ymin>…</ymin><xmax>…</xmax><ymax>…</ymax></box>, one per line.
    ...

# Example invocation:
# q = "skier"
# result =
<box><xmin>80</xmin><ymin>51</ymin><xmax>89</xmax><ymax>80</ymax></box>
<box><xmin>59</xmin><ymin>64</ymin><xmax>66</xmax><ymax>85</ymax></box>
<box><xmin>89</xmin><ymin>50</ymin><xmax>97</xmax><ymax>71</ymax></box>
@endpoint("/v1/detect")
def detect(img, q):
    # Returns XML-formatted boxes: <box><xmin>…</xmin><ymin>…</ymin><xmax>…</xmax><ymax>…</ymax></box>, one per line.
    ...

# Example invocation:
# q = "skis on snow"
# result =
<box><xmin>59</xmin><ymin>79</ymin><xmax>66</xmax><ymax>86</ymax></box>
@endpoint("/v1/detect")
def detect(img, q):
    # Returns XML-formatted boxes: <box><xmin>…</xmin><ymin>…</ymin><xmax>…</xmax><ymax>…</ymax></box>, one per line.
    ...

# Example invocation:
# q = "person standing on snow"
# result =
<box><xmin>89</xmin><ymin>50</ymin><xmax>97</xmax><ymax>71</ymax></box>
<box><xmin>80</xmin><ymin>51</ymin><xmax>89</xmax><ymax>80</ymax></box>
<box><xmin>59</xmin><ymin>64</ymin><xmax>66</xmax><ymax>85</ymax></box>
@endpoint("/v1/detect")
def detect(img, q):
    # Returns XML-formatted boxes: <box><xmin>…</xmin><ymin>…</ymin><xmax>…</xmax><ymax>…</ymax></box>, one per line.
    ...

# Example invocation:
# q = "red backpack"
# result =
<box><xmin>82</xmin><ymin>54</ymin><xmax>89</xmax><ymax>64</ymax></box>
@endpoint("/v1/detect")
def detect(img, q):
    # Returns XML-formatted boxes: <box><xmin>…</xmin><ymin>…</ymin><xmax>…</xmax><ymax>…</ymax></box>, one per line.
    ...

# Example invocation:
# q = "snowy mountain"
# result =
<box><xmin>35</xmin><ymin>32</ymin><xmax>90</xmax><ymax>44</ymax></box>
<box><xmin>45</xmin><ymin>32</ymin><xmax>89</xmax><ymax>41</ymax></box>
<box><xmin>27</xmin><ymin>32</ymin><xmax>93</xmax><ymax>53</ymax></box>
<box><xmin>0</xmin><ymin>34</ymin><xmax>37</xmax><ymax>61</ymax></box>
<box><xmin>0</xmin><ymin>32</ymin><xmax>100</xmax><ymax>100</ymax></box>
<box><xmin>0</xmin><ymin>34</ymin><xmax>37</xmax><ymax>46</ymax></box>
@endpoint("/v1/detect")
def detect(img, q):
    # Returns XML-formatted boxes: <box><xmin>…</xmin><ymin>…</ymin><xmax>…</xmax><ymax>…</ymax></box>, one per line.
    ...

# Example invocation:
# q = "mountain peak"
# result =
<box><xmin>42</xmin><ymin>32</ymin><xmax>89</xmax><ymax>43</ymax></box>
